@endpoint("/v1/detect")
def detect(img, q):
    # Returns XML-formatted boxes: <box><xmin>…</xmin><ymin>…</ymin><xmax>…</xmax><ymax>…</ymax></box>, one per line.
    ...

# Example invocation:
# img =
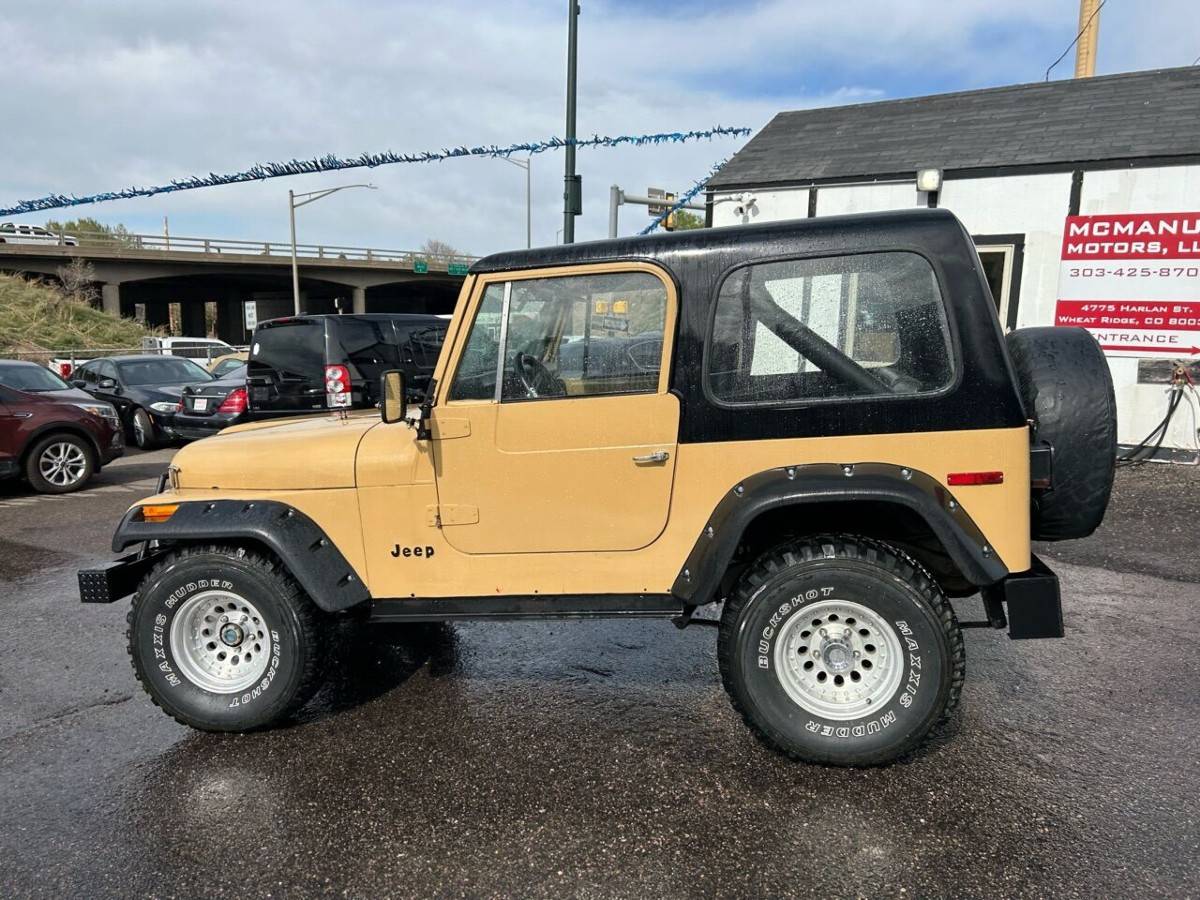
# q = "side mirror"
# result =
<box><xmin>71</xmin><ymin>380</ymin><xmax>86</xmax><ymax>389</ymax></box>
<box><xmin>99</xmin><ymin>378</ymin><xmax>117</xmax><ymax>390</ymax></box>
<box><xmin>380</xmin><ymin>369</ymin><xmax>407</xmax><ymax>424</ymax></box>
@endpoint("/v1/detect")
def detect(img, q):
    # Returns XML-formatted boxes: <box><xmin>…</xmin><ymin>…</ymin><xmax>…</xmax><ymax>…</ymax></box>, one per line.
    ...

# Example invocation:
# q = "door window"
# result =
<box><xmin>448</xmin><ymin>271</ymin><xmax>668</xmax><ymax>402</ymax></box>
<box><xmin>706</xmin><ymin>252</ymin><xmax>954</xmax><ymax>406</ymax></box>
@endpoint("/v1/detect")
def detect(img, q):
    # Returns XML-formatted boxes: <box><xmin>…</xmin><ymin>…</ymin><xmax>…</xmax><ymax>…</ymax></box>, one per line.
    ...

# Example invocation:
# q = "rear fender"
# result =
<box><xmin>672</xmin><ymin>463</ymin><xmax>1009</xmax><ymax>606</ymax></box>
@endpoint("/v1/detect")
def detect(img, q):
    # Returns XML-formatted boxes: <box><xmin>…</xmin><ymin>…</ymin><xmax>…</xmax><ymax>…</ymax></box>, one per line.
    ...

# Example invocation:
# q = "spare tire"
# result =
<box><xmin>1006</xmin><ymin>326</ymin><xmax>1117</xmax><ymax>541</ymax></box>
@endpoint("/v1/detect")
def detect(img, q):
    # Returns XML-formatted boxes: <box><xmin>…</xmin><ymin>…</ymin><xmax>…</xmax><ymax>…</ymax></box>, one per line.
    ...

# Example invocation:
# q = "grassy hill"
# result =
<box><xmin>0</xmin><ymin>272</ymin><xmax>153</xmax><ymax>356</ymax></box>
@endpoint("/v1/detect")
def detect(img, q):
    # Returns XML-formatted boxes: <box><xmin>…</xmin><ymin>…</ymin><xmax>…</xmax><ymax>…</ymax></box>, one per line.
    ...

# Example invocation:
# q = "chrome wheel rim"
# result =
<box><xmin>169</xmin><ymin>590</ymin><xmax>273</xmax><ymax>694</ymax></box>
<box><xmin>39</xmin><ymin>441</ymin><xmax>87</xmax><ymax>487</ymax></box>
<box><xmin>773</xmin><ymin>599</ymin><xmax>904</xmax><ymax>721</ymax></box>
<box><xmin>133</xmin><ymin>413</ymin><xmax>146</xmax><ymax>445</ymax></box>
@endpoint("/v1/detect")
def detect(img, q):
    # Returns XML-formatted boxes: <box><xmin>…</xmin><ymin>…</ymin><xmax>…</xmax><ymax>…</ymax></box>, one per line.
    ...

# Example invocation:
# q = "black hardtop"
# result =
<box><xmin>472</xmin><ymin>208</ymin><xmax>967</xmax><ymax>284</ymax></box>
<box><xmin>469</xmin><ymin>208</ymin><xmax>1024</xmax><ymax>444</ymax></box>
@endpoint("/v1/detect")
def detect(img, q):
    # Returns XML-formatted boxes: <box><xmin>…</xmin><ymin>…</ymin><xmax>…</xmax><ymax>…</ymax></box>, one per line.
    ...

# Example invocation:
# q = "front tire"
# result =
<box><xmin>718</xmin><ymin>536</ymin><xmax>964</xmax><ymax>766</ymax></box>
<box><xmin>127</xmin><ymin>545</ymin><xmax>325</xmax><ymax>731</ymax></box>
<box><xmin>131</xmin><ymin>407</ymin><xmax>157</xmax><ymax>449</ymax></box>
<box><xmin>25</xmin><ymin>432</ymin><xmax>95</xmax><ymax>493</ymax></box>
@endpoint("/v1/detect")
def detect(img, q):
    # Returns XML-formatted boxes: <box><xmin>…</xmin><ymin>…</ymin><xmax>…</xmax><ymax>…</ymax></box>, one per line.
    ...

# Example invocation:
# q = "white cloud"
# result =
<box><xmin>1</xmin><ymin>0</ymin><xmax>1194</xmax><ymax>256</ymax></box>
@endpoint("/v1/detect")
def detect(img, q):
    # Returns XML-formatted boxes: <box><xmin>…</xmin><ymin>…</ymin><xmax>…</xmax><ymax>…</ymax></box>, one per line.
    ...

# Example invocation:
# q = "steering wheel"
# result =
<box><xmin>513</xmin><ymin>353</ymin><xmax>560</xmax><ymax>398</ymax></box>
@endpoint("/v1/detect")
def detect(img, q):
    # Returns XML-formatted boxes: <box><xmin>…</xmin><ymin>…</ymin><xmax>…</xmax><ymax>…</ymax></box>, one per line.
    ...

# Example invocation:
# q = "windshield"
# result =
<box><xmin>0</xmin><ymin>363</ymin><xmax>71</xmax><ymax>392</ymax></box>
<box><xmin>118</xmin><ymin>357</ymin><xmax>213</xmax><ymax>386</ymax></box>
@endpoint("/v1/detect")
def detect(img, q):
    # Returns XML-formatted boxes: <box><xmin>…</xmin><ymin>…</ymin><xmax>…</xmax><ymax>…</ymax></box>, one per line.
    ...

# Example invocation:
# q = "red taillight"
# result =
<box><xmin>947</xmin><ymin>471</ymin><xmax>1004</xmax><ymax>486</ymax></box>
<box><xmin>58</xmin><ymin>362</ymin><xmax>73</xmax><ymax>378</ymax></box>
<box><xmin>217</xmin><ymin>387</ymin><xmax>248</xmax><ymax>414</ymax></box>
<box><xmin>324</xmin><ymin>364</ymin><xmax>350</xmax><ymax>393</ymax></box>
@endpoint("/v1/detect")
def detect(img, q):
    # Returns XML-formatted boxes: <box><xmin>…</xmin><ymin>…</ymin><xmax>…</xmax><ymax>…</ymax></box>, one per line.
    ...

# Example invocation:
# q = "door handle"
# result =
<box><xmin>632</xmin><ymin>450</ymin><xmax>670</xmax><ymax>464</ymax></box>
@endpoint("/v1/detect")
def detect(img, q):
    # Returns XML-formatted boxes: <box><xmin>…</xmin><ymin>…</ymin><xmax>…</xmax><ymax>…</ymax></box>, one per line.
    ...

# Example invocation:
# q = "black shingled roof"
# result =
<box><xmin>708</xmin><ymin>67</ymin><xmax>1200</xmax><ymax>190</ymax></box>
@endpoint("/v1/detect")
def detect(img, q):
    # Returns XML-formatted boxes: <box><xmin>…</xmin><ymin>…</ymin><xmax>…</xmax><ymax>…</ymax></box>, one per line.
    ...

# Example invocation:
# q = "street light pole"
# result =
<box><xmin>288</xmin><ymin>183</ymin><xmax>377</xmax><ymax>315</ymax></box>
<box><xmin>562</xmin><ymin>1</ymin><xmax>581</xmax><ymax>244</ymax></box>
<box><xmin>498</xmin><ymin>155</ymin><xmax>532</xmax><ymax>248</ymax></box>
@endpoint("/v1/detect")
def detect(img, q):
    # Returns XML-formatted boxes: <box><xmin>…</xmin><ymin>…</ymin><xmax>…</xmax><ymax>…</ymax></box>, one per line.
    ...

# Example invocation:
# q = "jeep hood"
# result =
<box><xmin>171</xmin><ymin>412</ymin><xmax>380</xmax><ymax>490</ymax></box>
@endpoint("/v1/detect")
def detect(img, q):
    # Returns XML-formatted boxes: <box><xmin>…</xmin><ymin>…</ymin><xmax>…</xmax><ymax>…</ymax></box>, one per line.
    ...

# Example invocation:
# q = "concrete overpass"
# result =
<box><xmin>0</xmin><ymin>232</ymin><xmax>473</xmax><ymax>342</ymax></box>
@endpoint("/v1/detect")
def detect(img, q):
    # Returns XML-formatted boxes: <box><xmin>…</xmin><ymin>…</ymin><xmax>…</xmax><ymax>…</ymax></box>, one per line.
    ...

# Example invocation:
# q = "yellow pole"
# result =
<box><xmin>1074</xmin><ymin>0</ymin><xmax>1101</xmax><ymax>78</ymax></box>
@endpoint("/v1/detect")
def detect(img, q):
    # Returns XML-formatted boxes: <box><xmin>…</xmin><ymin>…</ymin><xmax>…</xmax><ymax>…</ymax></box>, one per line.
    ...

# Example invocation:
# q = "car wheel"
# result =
<box><xmin>25</xmin><ymin>433</ymin><xmax>95</xmax><ymax>493</ymax></box>
<box><xmin>126</xmin><ymin>545</ymin><xmax>325</xmax><ymax>731</ymax></box>
<box><xmin>718</xmin><ymin>535</ymin><xmax>964</xmax><ymax>767</ymax></box>
<box><xmin>131</xmin><ymin>408</ymin><xmax>157</xmax><ymax>449</ymax></box>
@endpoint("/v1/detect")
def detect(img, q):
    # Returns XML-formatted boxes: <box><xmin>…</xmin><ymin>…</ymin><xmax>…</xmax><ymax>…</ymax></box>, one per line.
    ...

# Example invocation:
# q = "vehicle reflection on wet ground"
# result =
<box><xmin>1</xmin><ymin>459</ymin><xmax>1198</xmax><ymax>897</ymax></box>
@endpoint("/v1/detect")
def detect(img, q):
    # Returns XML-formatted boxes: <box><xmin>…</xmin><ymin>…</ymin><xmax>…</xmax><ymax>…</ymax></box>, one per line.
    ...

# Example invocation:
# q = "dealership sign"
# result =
<box><xmin>1056</xmin><ymin>212</ymin><xmax>1200</xmax><ymax>358</ymax></box>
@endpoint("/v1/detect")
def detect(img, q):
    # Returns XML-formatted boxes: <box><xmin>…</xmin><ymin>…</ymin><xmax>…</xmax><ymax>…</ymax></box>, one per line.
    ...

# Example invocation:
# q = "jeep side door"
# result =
<box><xmin>429</xmin><ymin>263</ymin><xmax>679</xmax><ymax>554</ymax></box>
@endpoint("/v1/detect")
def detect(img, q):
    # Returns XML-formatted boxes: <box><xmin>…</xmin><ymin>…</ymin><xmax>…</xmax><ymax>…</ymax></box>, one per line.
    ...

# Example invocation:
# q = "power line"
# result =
<box><xmin>1045</xmin><ymin>0</ymin><xmax>1108</xmax><ymax>81</ymax></box>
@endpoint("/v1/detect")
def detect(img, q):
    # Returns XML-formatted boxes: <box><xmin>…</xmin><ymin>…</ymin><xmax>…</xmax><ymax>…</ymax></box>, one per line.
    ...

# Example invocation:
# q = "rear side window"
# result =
<box><xmin>706</xmin><ymin>252</ymin><xmax>954</xmax><ymax>406</ymax></box>
<box><xmin>336</xmin><ymin>319</ymin><xmax>400</xmax><ymax>372</ymax></box>
<box><xmin>250</xmin><ymin>322</ymin><xmax>326</xmax><ymax>380</ymax></box>
<box><xmin>395</xmin><ymin>322</ymin><xmax>447</xmax><ymax>368</ymax></box>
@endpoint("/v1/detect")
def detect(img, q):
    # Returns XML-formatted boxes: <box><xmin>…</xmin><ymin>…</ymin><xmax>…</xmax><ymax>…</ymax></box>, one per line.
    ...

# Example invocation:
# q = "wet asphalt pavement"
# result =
<box><xmin>1</xmin><ymin>452</ymin><xmax>1198</xmax><ymax>898</ymax></box>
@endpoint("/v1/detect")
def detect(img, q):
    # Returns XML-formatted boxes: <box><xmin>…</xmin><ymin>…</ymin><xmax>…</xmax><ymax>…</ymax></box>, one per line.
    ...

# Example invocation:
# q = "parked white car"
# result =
<box><xmin>140</xmin><ymin>337</ymin><xmax>237</xmax><ymax>361</ymax></box>
<box><xmin>0</xmin><ymin>223</ymin><xmax>77</xmax><ymax>246</ymax></box>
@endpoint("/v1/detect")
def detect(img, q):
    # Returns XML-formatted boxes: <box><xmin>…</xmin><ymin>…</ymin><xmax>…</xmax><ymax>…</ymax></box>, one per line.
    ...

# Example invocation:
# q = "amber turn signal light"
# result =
<box><xmin>139</xmin><ymin>504</ymin><xmax>180</xmax><ymax>523</ymax></box>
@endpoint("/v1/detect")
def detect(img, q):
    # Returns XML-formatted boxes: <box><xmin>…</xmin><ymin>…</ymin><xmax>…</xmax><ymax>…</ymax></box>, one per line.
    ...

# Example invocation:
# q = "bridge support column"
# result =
<box><xmin>182</xmin><ymin>301</ymin><xmax>207</xmax><ymax>337</ymax></box>
<box><xmin>352</xmin><ymin>286</ymin><xmax>366</xmax><ymax>315</ymax></box>
<box><xmin>101</xmin><ymin>283</ymin><xmax>121</xmax><ymax>317</ymax></box>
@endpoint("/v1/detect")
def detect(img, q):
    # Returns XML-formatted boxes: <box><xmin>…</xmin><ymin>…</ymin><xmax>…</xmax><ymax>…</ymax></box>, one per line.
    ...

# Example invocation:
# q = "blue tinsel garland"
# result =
<box><xmin>0</xmin><ymin>126</ymin><xmax>750</xmax><ymax>217</ymax></box>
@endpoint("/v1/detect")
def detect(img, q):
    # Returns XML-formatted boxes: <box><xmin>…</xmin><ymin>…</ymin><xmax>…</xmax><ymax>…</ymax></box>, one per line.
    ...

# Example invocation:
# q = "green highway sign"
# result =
<box><xmin>448</xmin><ymin>262</ymin><xmax>470</xmax><ymax>276</ymax></box>
<box><xmin>413</xmin><ymin>260</ymin><xmax>429</xmax><ymax>274</ymax></box>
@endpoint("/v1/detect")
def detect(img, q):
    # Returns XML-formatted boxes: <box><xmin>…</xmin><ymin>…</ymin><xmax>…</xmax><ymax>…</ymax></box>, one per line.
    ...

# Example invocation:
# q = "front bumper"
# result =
<box><xmin>982</xmin><ymin>555</ymin><xmax>1064</xmax><ymax>639</ymax></box>
<box><xmin>79</xmin><ymin>550</ymin><xmax>164</xmax><ymax>604</ymax></box>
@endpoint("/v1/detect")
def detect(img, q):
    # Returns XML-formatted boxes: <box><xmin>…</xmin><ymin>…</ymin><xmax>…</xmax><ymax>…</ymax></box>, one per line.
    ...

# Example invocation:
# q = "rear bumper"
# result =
<box><xmin>982</xmin><ymin>555</ymin><xmax>1064</xmax><ymax>639</ymax></box>
<box><xmin>162</xmin><ymin>412</ymin><xmax>242</xmax><ymax>441</ymax></box>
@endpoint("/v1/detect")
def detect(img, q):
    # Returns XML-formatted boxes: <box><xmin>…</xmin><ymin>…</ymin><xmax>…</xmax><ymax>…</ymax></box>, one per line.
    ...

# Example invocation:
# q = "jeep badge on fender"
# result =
<box><xmin>392</xmin><ymin>545</ymin><xmax>435</xmax><ymax>559</ymax></box>
<box><xmin>79</xmin><ymin>208</ymin><xmax>1115</xmax><ymax>767</ymax></box>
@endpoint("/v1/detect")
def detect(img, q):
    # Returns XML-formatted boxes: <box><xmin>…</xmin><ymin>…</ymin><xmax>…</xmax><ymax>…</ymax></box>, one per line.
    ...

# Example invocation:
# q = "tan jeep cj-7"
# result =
<box><xmin>80</xmin><ymin>209</ymin><xmax>1117</xmax><ymax>766</ymax></box>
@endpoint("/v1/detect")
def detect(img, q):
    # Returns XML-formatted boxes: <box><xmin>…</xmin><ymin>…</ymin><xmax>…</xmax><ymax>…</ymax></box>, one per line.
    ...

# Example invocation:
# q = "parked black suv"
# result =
<box><xmin>246</xmin><ymin>314</ymin><xmax>446</xmax><ymax>417</ymax></box>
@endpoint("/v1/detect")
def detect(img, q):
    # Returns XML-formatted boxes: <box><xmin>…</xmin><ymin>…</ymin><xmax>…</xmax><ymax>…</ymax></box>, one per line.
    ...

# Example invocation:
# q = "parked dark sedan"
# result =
<box><xmin>72</xmin><ymin>355</ymin><xmax>214</xmax><ymax>449</ymax></box>
<box><xmin>166</xmin><ymin>364</ymin><xmax>249</xmax><ymax>441</ymax></box>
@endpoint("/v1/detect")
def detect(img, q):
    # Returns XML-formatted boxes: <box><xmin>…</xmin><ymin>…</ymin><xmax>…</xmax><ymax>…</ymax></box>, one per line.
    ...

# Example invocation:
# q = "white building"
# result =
<box><xmin>707</xmin><ymin>67</ymin><xmax>1200</xmax><ymax>455</ymax></box>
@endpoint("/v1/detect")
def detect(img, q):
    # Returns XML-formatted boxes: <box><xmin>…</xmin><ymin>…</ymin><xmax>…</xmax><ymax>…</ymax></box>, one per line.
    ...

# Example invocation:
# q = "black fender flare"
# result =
<box><xmin>671</xmin><ymin>463</ymin><xmax>1009</xmax><ymax>606</ymax></box>
<box><xmin>112</xmin><ymin>500</ymin><xmax>370</xmax><ymax>612</ymax></box>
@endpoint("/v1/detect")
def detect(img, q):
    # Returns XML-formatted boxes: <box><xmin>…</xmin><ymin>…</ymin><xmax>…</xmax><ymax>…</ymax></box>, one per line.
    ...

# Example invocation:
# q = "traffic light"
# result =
<box><xmin>662</xmin><ymin>192</ymin><xmax>677</xmax><ymax>231</ymax></box>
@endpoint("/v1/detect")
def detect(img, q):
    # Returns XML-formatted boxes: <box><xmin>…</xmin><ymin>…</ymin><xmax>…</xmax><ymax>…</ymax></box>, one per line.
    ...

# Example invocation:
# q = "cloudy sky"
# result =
<box><xmin>2</xmin><ymin>1</ymin><xmax>1196</xmax><ymax>256</ymax></box>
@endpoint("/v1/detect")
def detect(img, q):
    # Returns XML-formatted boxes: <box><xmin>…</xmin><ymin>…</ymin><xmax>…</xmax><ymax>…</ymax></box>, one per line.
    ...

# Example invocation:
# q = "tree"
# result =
<box><xmin>668</xmin><ymin>209</ymin><xmax>704</xmax><ymax>231</ymax></box>
<box><xmin>420</xmin><ymin>238</ymin><xmax>462</xmax><ymax>260</ymax></box>
<box><xmin>44</xmin><ymin>217</ymin><xmax>134</xmax><ymax>247</ymax></box>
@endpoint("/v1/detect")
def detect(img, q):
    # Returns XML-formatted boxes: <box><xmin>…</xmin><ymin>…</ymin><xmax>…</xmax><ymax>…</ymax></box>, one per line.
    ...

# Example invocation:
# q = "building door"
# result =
<box><xmin>430</xmin><ymin>264</ymin><xmax>679</xmax><ymax>555</ymax></box>
<box><xmin>973</xmin><ymin>234</ymin><xmax>1025</xmax><ymax>330</ymax></box>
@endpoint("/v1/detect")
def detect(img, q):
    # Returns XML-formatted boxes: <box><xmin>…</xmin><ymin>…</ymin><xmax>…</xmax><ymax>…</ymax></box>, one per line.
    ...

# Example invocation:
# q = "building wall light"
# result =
<box><xmin>916</xmin><ymin>168</ymin><xmax>943</xmax><ymax>193</ymax></box>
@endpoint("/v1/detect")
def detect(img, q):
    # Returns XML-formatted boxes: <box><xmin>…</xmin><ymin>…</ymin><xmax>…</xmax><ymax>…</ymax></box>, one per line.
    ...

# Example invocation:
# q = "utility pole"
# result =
<box><xmin>1074</xmin><ymin>0</ymin><xmax>1101</xmax><ymax>78</ymax></box>
<box><xmin>562</xmin><ymin>1</ymin><xmax>581</xmax><ymax>243</ymax></box>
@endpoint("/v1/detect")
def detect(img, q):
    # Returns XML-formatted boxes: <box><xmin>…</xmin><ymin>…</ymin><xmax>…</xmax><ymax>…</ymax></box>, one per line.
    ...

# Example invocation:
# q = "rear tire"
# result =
<box><xmin>1006</xmin><ymin>326</ymin><xmax>1116</xmax><ymax>540</ymax></box>
<box><xmin>718</xmin><ymin>535</ymin><xmax>963</xmax><ymax>766</ymax></box>
<box><xmin>25</xmin><ymin>432</ymin><xmax>95</xmax><ymax>493</ymax></box>
<box><xmin>127</xmin><ymin>545</ymin><xmax>325</xmax><ymax>731</ymax></box>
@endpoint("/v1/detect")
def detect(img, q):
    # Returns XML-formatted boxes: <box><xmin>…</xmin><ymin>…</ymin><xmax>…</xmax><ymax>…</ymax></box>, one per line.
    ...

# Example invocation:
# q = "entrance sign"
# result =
<box><xmin>1055</xmin><ymin>212</ymin><xmax>1200</xmax><ymax>358</ymax></box>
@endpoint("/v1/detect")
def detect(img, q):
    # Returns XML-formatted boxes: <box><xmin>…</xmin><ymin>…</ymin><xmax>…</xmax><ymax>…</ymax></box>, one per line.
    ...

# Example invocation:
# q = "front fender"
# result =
<box><xmin>672</xmin><ymin>463</ymin><xmax>1009</xmax><ymax>606</ymax></box>
<box><xmin>112</xmin><ymin>500</ymin><xmax>370</xmax><ymax>612</ymax></box>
